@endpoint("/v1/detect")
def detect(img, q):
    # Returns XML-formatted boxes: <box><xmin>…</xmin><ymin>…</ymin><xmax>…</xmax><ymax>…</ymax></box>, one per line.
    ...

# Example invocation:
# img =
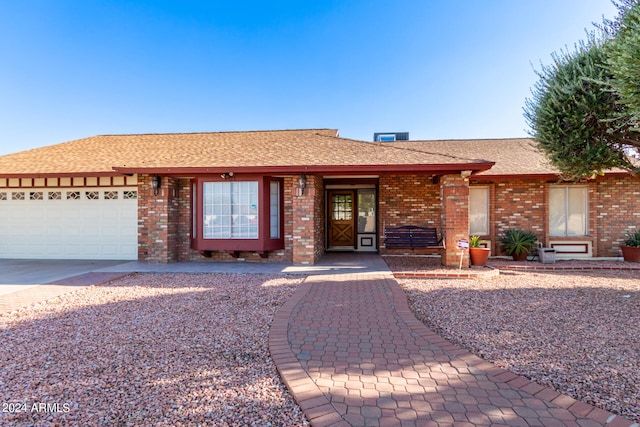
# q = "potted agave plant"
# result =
<box><xmin>621</xmin><ymin>229</ymin><xmax>640</xmax><ymax>263</ymax></box>
<box><xmin>499</xmin><ymin>228</ymin><xmax>537</xmax><ymax>261</ymax></box>
<box><xmin>469</xmin><ymin>235</ymin><xmax>490</xmax><ymax>266</ymax></box>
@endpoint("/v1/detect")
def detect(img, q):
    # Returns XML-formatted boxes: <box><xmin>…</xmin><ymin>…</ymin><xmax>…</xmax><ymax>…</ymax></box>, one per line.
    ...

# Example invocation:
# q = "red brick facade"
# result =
<box><xmin>594</xmin><ymin>175</ymin><xmax>640</xmax><ymax>256</ymax></box>
<box><xmin>472</xmin><ymin>174</ymin><xmax>640</xmax><ymax>257</ymax></box>
<box><xmin>377</xmin><ymin>174</ymin><xmax>471</xmax><ymax>267</ymax></box>
<box><xmin>378</xmin><ymin>175</ymin><xmax>440</xmax><ymax>230</ymax></box>
<box><xmin>486</xmin><ymin>178</ymin><xmax>547</xmax><ymax>255</ymax></box>
<box><xmin>137</xmin><ymin>175</ymin><xmax>192</xmax><ymax>263</ymax></box>
<box><xmin>292</xmin><ymin>175</ymin><xmax>325</xmax><ymax>265</ymax></box>
<box><xmin>136</xmin><ymin>172</ymin><xmax>639</xmax><ymax>264</ymax></box>
<box><xmin>377</xmin><ymin>175</ymin><xmax>441</xmax><ymax>257</ymax></box>
<box><xmin>440</xmin><ymin>175</ymin><xmax>470</xmax><ymax>267</ymax></box>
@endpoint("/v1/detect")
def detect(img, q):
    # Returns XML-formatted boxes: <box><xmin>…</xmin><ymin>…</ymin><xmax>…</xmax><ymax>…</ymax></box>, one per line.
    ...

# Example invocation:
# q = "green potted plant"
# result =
<box><xmin>469</xmin><ymin>235</ymin><xmax>490</xmax><ymax>266</ymax></box>
<box><xmin>621</xmin><ymin>229</ymin><xmax>640</xmax><ymax>262</ymax></box>
<box><xmin>499</xmin><ymin>229</ymin><xmax>537</xmax><ymax>261</ymax></box>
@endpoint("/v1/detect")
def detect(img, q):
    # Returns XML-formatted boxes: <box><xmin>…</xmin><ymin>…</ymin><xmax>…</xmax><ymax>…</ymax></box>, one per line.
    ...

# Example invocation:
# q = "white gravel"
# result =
<box><xmin>395</xmin><ymin>266</ymin><xmax>640</xmax><ymax>423</ymax></box>
<box><xmin>0</xmin><ymin>273</ymin><xmax>309</xmax><ymax>427</ymax></box>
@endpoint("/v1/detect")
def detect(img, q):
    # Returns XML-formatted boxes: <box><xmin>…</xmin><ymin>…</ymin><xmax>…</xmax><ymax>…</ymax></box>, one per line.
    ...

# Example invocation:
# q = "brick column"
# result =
<box><xmin>138</xmin><ymin>175</ymin><xmax>187</xmax><ymax>263</ymax></box>
<box><xmin>292</xmin><ymin>175</ymin><xmax>324</xmax><ymax>265</ymax></box>
<box><xmin>440</xmin><ymin>174</ymin><xmax>470</xmax><ymax>267</ymax></box>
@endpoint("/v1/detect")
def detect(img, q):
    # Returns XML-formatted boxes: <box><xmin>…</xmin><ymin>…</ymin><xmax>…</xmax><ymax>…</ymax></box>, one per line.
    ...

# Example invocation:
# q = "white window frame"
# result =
<box><xmin>549</xmin><ymin>185</ymin><xmax>588</xmax><ymax>237</ymax></box>
<box><xmin>203</xmin><ymin>181</ymin><xmax>259</xmax><ymax>239</ymax></box>
<box><xmin>469</xmin><ymin>186</ymin><xmax>490</xmax><ymax>236</ymax></box>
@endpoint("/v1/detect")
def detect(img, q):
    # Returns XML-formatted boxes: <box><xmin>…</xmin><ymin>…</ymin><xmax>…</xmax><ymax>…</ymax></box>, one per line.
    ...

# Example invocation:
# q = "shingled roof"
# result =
<box><xmin>390</xmin><ymin>138</ymin><xmax>559</xmax><ymax>177</ymax></box>
<box><xmin>0</xmin><ymin>129</ymin><xmax>496</xmax><ymax>176</ymax></box>
<box><xmin>14</xmin><ymin>129</ymin><xmax>630</xmax><ymax>179</ymax></box>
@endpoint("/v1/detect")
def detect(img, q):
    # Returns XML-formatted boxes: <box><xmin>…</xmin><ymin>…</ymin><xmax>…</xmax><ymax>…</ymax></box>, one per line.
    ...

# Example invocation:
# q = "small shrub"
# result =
<box><xmin>499</xmin><ymin>229</ymin><xmax>537</xmax><ymax>257</ymax></box>
<box><xmin>623</xmin><ymin>229</ymin><xmax>640</xmax><ymax>247</ymax></box>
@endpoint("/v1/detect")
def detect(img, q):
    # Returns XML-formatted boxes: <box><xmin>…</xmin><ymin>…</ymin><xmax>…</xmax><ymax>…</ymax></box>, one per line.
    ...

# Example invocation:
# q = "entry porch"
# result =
<box><xmin>292</xmin><ymin>173</ymin><xmax>472</xmax><ymax>268</ymax></box>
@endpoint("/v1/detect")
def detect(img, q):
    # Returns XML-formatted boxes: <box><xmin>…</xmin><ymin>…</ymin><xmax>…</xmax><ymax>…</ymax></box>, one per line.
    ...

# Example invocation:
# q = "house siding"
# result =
<box><xmin>378</xmin><ymin>175</ymin><xmax>441</xmax><ymax>255</ymax></box>
<box><xmin>134</xmin><ymin>172</ymin><xmax>639</xmax><ymax>264</ymax></box>
<box><xmin>440</xmin><ymin>174</ymin><xmax>470</xmax><ymax>266</ymax></box>
<box><xmin>138</xmin><ymin>174</ymin><xmax>294</xmax><ymax>263</ymax></box>
<box><xmin>594</xmin><ymin>175</ymin><xmax>640</xmax><ymax>257</ymax></box>
<box><xmin>377</xmin><ymin>174</ymin><xmax>470</xmax><ymax>267</ymax></box>
<box><xmin>137</xmin><ymin>174</ymin><xmax>189</xmax><ymax>263</ymax></box>
<box><xmin>491</xmin><ymin>179</ymin><xmax>547</xmax><ymax>255</ymax></box>
<box><xmin>473</xmin><ymin>174</ymin><xmax>640</xmax><ymax>257</ymax></box>
<box><xmin>292</xmin><ymin>175</ymin><xmax>325</xmax><ymax>264</ymax></box>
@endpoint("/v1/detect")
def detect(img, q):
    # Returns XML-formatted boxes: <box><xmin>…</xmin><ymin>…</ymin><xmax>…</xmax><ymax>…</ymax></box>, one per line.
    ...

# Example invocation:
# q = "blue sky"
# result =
<box><xmin>0</xmin><ymin>0</ymin><xmax>619</xmax><ymax>155</ymax></box>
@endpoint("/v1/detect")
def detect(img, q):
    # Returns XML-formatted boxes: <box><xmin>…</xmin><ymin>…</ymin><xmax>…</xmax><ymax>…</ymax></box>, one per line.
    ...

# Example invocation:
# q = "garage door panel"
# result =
<box><xmin>47</xmin><ymin>244</ymin><xmax>65</xmax><ymax>255</ymax></box>
<box><xmin>0</xmin><ymin>188</ymin><xmax>138</xmax><ymax>260</ymax></box>
<box><xmin>102</xmin><ymin>245</ymin><xmax>123</xmax><ymax>257</ymax></box>
<box><xmin>101</xmin><ymin>227</ymin><xmax>119</xmax><ymax>239</ymax></box>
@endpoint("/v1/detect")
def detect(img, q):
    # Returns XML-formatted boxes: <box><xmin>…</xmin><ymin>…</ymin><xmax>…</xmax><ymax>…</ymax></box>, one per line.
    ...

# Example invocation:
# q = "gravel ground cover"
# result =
<box><xmin>0</xmin><ymin>273</ymin><xmax>309</xmax><ymax>427</ymax></box>
<box><xmin>386</xmin><ymin>257</ymin><xmax>640</xmax><ymax>423</ymax></box>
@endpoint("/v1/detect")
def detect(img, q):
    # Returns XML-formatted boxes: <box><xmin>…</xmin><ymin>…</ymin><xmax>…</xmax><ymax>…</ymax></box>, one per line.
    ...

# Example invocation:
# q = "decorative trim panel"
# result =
<box><xmin>0</xmin><ymin>175</ymin><xmax>138</xmax><ymax>189</ymax></box>
<box><xmin>549</xmin><ymin>240</ymin><xmax>592</xmax><ymax>258</ymax></box>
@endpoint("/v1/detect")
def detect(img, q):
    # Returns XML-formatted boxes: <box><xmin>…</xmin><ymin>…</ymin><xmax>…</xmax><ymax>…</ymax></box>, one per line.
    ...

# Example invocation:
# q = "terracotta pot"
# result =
<box><xmin>511</xmin><ymin>251</ymin><xmax>528</xmax><ymax>261</ymax></box>
<box><xmin>469</xmin><ymin>247</ymin><xmax>490</xmax><ymax>266</ymax></box>
<box><xmin>621</xmin><ymin>246</ymin><xmax>640</xmax><ymax>263</ymax></box>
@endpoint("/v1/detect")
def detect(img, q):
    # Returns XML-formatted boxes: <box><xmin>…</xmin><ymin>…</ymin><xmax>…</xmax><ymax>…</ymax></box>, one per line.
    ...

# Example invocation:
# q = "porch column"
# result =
<box><xmin>138</xmin><ymin>174</ymin><xmax>185</xmax><ymax>263</ymax></box>
<box><xmin>440</xmin><ymin>174</ymin><xmax>470</xmax><ymax>267</ymax></box>
<box><xmin>292</xmin><ymin>174</ymin><xmax>325</xmax><ymax>264</ymax></box>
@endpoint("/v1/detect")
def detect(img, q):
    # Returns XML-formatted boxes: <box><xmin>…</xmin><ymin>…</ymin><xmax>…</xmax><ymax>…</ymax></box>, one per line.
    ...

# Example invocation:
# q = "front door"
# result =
<box><xmin>328</xmin><ymin>190</ymin><xmax>355</xmax><ymax>248</ymax></box>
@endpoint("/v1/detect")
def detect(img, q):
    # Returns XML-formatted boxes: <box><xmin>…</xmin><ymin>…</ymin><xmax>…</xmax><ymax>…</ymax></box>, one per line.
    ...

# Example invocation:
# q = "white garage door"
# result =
<box><xmin>0</xmin><ymin>188</ymin><xmax>138</xmax><ymax>260</ymax></box>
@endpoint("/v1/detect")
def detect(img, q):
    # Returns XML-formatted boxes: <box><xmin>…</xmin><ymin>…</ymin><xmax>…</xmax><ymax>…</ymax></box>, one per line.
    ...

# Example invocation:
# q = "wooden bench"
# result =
<box><xmin>383</xmin><ymin>225</ymin><xmax>443</xmax><ymax>249</ymax></box>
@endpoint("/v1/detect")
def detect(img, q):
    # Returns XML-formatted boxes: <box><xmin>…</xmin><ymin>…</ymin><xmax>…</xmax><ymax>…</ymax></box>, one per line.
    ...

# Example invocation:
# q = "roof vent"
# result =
<box><xmin>373</xmin><ymin>132</ymin><xmax>409</xmax><ymax>142</ymax></box>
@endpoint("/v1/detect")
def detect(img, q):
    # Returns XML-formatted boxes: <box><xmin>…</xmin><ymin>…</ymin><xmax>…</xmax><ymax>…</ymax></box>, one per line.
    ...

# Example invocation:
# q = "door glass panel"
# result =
<box><xmin>357</xmin><ymin>190</ymin><xmax>376</xmax><ymax>233</ymax></box>
<box><xmin>332</xmin><ymin>194</ymin><xmax>352</xmax><ymax>220</ymax></box>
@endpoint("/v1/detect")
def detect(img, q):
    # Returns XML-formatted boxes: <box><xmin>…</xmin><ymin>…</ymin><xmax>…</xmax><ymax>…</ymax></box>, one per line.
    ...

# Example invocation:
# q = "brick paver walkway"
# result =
<box><xmin>269</xmin><ymin>272</ymin><xmax>636</xmax><ymax>427</ymax></box>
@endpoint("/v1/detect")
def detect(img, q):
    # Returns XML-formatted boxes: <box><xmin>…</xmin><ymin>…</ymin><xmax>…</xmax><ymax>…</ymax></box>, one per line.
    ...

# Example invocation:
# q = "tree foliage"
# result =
<box><xmin>607</xmin><ymin>1</ymin><xmax>640</xmax><ymax>123</ymax></box>
<box><xmin>525</xmin><ymin>0</ymin><xmax>640</xmax><ymax>180</ymax></box>
<box><xmin>524</xmin><ymin>40</ymin><xmax>637</xmax><ymax>180</ymax></box>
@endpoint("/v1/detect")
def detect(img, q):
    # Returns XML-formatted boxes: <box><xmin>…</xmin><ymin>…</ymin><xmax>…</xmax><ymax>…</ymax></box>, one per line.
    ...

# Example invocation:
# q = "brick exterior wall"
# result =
<box><xmin>136</xmin><ymin>172</ymin><xmax>638</xmax><ymax>264</ymax></box>
<box><xmin>472</xmin><ymin>174</ymin><xmax>640</xmax><ymax>257</ymax></box>
<box><xmin>138</xmin><ymin>174</ymin><xmax>171</xmax><ymax>262</ymax></box>
<box><xmin>282</xmin><ymin>176</ymin><xmax>295</xmax><ymax>261</ymax></box>
<box><xmin>138</xmin><ymin>175</ymin><xmax>295</xmax><ymax>264</ymax></box>
<box><xmin>137</xmin><ymin>175</ymin><xmax>192</xmax><ymax>263</ymax></box>
<box><xmin>292</xmin><ymin>175</ymin><xmax>325</xmax><ymax>264</ymax></box>
<box><xmin>440</xmin><ymin>174</ymin><xmax>470</xmax><ymax>267</ymax></box>
<box><xmin>377</xmin><ymin>174</ymin><xmax>471</xmax><ymax>267</ymax></box>
<box><xmin>378</xmin><ymin>175</ymin><xmax>442</xmax><ymax>256</ymax></box>
<box><xmin>379</xmin><ymin>175</ymin><xmax>440</xmax><ymax>228</ymax></box>
<box><xmin>594</xmin><ymin>175</ymin><xmax>640</xmax><ymax>256</ymax></box>
<box><xmin>489</xmin><ymin>179</ymin><xmax>547</xmax><ymax>256</ymax></box>
<box><xmin>183</xmin><ymin>177</ymin><xmax>294</xmax><ymax>263</ymax></box>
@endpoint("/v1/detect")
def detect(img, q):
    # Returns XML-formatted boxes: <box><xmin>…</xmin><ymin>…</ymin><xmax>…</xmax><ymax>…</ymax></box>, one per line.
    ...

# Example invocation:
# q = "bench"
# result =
<box><xmin>383</xmin><ymin>225</ymin><xmax>443</xmax><ymax>249</ymax></box>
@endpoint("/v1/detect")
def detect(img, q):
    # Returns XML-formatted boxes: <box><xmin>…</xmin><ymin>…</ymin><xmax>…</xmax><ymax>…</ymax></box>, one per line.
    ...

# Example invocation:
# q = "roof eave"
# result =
<box><xmin>0</xmin><ymin>171</ymin><xmax>127</xmax><ymax>179</ymax></box>
<box><xmin>112</xmin><ymin>162</ymin><xmax>496</xmax><ymax>176</ymax></box>
<box><xmin>472</xmin><ymin>170</ymin><xmax>636</xmax><ymax>181</ymax></box>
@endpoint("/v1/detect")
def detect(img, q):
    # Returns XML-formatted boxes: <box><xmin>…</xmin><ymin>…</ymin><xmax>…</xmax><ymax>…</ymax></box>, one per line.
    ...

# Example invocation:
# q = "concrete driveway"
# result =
<box><xmin>0</xmin><ymin>254</ymin><xmax>391</xmax><ymax>294</ymax></box>
<box><xmin>0</xmin><ymin>259</ymin><xmax>131</xmax><ymax>296</ymax></box>
<box><xmin>0</xmin><ymin>254</ymin><xmax>391</xmax><ymax>314</ymax></box>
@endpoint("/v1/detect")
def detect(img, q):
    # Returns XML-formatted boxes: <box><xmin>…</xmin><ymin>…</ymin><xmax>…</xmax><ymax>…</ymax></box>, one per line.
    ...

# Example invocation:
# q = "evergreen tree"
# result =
<box><xmin>524</xmin><ymin>39</ymin><xmax>638</xmax><ymax>180</ymax></box>
<box><xmin>607</xmin><ymin>1</ymin><xmax>640</xmax><ymax>125</ymax></box>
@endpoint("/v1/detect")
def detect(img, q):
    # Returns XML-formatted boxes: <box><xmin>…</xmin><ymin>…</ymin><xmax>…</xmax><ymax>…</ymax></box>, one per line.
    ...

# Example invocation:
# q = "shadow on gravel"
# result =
<box><xmin>0</xmin><ymin>273</ymin><xmax>308</xmax><ymax>427</ymax></box>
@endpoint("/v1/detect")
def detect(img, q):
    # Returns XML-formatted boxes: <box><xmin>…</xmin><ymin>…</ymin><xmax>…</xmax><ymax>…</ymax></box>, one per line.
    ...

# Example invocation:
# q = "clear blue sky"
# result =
<box><xmin>0</xmin><ymin>0</ymin><xmax>619</xmax><ymax>155</ymax></box>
